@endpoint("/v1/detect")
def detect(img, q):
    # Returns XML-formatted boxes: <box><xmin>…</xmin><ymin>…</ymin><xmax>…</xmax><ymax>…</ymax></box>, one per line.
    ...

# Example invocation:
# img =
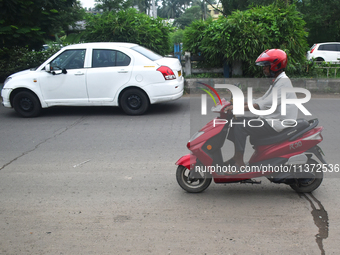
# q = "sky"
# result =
<box><xmin>80</xmin><ymin>0</ymin><xmax>95</xmax><ymax>9</ymax></box>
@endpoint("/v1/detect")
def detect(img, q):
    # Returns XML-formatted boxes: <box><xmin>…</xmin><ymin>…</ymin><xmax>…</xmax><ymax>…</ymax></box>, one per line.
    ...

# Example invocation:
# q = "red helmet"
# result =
<box><xmin>255</xmin><ymin>49</ymin><xmax>287</xmax><ymax>72</ymax></box>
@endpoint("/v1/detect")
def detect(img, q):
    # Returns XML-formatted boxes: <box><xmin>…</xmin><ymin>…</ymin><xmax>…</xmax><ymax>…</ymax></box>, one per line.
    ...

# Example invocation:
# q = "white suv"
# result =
<box><xmin>1</xmin><ymin>42</ymin><xmax>184</xmax><ymax>117</ymax></box>
<box><xmin>307</xmin><ymin>42</ymin><xmax>340</xmax><ymax>62</ymax></box>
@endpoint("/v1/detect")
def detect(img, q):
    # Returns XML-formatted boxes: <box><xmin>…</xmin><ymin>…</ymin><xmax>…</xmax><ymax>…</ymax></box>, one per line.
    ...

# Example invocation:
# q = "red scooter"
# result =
<box><xmin>176</xmin><ymin>98</ymin><xmax>328</xmax><ymax>193</ymax></box>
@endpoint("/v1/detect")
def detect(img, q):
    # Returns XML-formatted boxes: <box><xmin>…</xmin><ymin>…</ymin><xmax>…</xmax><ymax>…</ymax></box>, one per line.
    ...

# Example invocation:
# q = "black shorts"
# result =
<box><xmin>227</xmin><ymin>117</ymin><xmax>278</xmax><ymax>152</ymax></box>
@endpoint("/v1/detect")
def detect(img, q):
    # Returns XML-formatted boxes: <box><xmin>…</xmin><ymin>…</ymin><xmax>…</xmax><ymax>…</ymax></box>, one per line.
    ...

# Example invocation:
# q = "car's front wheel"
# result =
<box><xmin>120</xmin><ymin>88</ymin><xmax>149</xmax><ymax>115</ymax></box>
<box><xmin>13</xmin><ymin>91</ymin><xmax>42</xmax><ymax>118</ymax></box>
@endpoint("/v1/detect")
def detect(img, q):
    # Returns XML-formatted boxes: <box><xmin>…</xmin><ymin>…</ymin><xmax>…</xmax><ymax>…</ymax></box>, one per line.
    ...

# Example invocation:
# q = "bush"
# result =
<box><xmin>170</xmin><ymin>29</ymin><xmax>184</xmax><ymax>45</ymax></box>
<box><xmin>183</xmin><ymin>18</ymin><xmax>212</xmax><ymax>57</ymax></box>
<box><xmin>0</xmin><ymin>46</ymin><xmax>61</xmax><ymax>82</ymax></box>
<box><xmin>84</xmin><ymin>8</ymin><xmax>173</xmax><ymax>55</ymax></box>
<box><xmin>183</xmin><ymin>3</ymin><xmax>308</xmax><ymax>77</ymax></box>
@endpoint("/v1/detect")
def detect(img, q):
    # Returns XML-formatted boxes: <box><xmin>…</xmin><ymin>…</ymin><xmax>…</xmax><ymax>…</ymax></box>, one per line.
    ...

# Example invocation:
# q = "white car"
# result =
<box><xmin>306</xmin><ymin>42</ymin><xmax>340</xmax><ymax>62</ymax></box>
<box><xmin>1</xmin><ymin>42</ymin><xmax>184</xmax><ymax>117</ymax></box>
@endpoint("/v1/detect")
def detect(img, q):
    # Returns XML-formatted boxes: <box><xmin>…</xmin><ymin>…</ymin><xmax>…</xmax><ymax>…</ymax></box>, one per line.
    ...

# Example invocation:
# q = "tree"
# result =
<box><xmin>132</xmin><ymin>0</ymin><xmax>152</xmax><ymax>13</ymax></box>
<box><xmin>218</xmin><ymin>0</ymin><xmax>340</xmax><ymax>45</ymax></box>
<box><xmin>174</xmin><ymin>5</ymin><xmax>202</xmax><ymax>28</ymax></box>
<box><xmin>94</xmin><ymin>0</ymin><xmax>133</xmax><ymax>12</ymax></box>
<box><xmin>218</xmin><ymin>0</ymin><xmax>288</xmax><ymax>16</ymax></box>
<box><xmin>0</xmin><ymin>0</ymin><xmax>84</xmax><ymax>49</ymax></box>
<box><xmin>157</xmin><ymin>0</ymin><xmax>191</xmax><ymax>18</ymax></box>
<box><xmin>296</xmin><ymin>0</ymin><xmax>340</xmax><ymax>45</ymax></box>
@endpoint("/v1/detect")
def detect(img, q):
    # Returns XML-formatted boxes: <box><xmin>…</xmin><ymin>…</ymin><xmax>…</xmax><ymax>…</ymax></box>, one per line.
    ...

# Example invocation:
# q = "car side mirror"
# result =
<box><xmin>45</xmin><ymin>64</ymin><xmax>51</xmax><ymax>72</ymax></box>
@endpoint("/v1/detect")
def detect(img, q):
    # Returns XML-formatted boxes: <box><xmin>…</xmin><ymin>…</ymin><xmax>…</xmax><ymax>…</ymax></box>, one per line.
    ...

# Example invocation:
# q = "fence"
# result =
<box><xmin>313</xmin><ymin>66</ymin><xmax>340</xmax><ymax>78</ymax></box>
<box><xmin>183</xmin><ymin>52</ymin><xmax>231</xmax><ymax>77</ymax></box>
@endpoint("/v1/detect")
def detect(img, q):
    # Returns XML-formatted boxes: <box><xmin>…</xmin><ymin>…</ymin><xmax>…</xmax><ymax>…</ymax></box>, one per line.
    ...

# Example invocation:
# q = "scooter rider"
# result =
<box><xmin>224</xmin><ymin>49</ymin><xmax>298</xmax><ymax>170</ymax></box>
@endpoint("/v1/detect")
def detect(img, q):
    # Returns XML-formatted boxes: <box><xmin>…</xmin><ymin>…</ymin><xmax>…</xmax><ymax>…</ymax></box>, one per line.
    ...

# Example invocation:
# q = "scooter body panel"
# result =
<box><xmin>249</xmin><ymin>127</ymin><xmax>323</xmax><ymax>164</ymax></box>
<box><xmin>187</xmin><ymin>119</ymin><xmax>228</xmax><ymax>167</ymax></box>
<box><xmin>176</xmin><ymin>154</ymin><xmax>197</xmax><ymax>170</ymax></box>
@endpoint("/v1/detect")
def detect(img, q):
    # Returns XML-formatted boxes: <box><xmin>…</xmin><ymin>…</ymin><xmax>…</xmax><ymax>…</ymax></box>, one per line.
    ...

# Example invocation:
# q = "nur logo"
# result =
<box><xmin>199</xmin><ymin>82</ymin><xmax>312</xmax><ymax>116</ymax></box>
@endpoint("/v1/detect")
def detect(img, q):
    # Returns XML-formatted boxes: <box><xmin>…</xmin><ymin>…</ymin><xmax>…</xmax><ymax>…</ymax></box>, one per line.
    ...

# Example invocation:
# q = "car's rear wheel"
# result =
<box><xmin>13</xmin><ymin>91</ymin><xmax>42</xmax><ymax>118</ymax></box>
<box><xmin>315</xmin><ymin>57</ymin><xmax>325</xmax><ymax>63</ymax></box>
<box><xmin>120</xmin><ymin>88</ymin><xmax>149</xmax><ymax>115</ymax></box>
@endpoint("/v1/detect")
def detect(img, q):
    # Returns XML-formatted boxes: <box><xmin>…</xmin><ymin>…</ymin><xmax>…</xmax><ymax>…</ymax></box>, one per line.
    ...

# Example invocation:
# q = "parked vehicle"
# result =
<box><xmin>176</xmin><ymin>98</ymin><xmax>328</xmax><ymax>193</ymax></box>
<box><xmin>1</xmin><ymin>42</ymin><xmax>184</xmax><ymax>117</ymax></box>
<box><xmin>307</xmin><ymin>42</ymin><xmax>340</xmax><ymax>62</ymax></box>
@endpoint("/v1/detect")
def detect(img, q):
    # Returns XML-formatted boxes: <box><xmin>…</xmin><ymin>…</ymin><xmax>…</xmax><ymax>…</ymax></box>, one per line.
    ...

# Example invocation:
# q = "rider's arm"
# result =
<box><xmin>244</xmin><ymin>103</ymin><xmax>259</xmax><ymax>112</ymax></box>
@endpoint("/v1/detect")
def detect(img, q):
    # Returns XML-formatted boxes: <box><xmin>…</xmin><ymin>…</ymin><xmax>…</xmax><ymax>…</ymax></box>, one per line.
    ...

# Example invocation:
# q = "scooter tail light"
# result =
<box><xmin>302</xmin><ymin>132</ymin><xmax>323</xmax><ymax>141</ymax></box>
<box><xmin>157</xmin><ymin>66</ymin><xmax>176</xmax><ymax>80</ymax></box>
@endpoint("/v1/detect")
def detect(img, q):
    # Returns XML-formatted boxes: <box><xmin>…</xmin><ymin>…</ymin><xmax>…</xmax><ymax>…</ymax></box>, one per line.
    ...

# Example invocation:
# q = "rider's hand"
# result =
<box><xmin>224</xmin><ymin>105</ymin><xmax>233</xmax><ymax>114</ymax></box>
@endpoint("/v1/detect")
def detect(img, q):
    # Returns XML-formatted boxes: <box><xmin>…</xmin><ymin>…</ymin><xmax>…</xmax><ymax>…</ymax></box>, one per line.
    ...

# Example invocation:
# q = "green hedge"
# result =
<box><xmin>183</xmin><ymin>3</ymin><xmax>308</xmax><ymax>77</ymax></box>
<box><xmin>84</xmin><ymin>8</ymin><xmax>173</xmax><ymax>56</ymax></box>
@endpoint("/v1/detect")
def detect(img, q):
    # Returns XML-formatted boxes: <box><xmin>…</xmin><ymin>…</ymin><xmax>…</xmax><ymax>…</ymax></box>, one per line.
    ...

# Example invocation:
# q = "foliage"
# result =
<box><xmin>304</xmin><ymin>60</ymin><xmax>340</xmax><ymax>78</ymax></box>
<box><xmin>295</xmin><ymin>0</ymin><xmax>340</xmax><ymax>46</ymax></box>
<box><xmin>0</xmin><ymin>0</ymin><xmax>84</xmax><ymax>50</ymax></box>
<box><xmin>219</xmin><ymin>0</ymin><xmax>280</xmax><ymax>16</ymax></box>
<box><xmin>83</xmin><ymin>8</ymin><xmax>172</xmax><ymax>55</ymax></box>
<box><xmin>170</xmin><ymin>29</ymin><xmax>185</xmax><ymax>45</ymax></box>
<box><xmin>218</xmin><ymin>0</ymin><xmax>340</xmax><ymax>47</ymax></box>
<box><xmin>184</xmin><ymin>73</ymin><xmax>224</xmax><ymax>79</ymax></box>
<box><xmin>58</xmin><ymin>33</ymin><xmax>86</xmax><ymax>45</ymax></box>
<box><xmin>0</xmin><ymin>46</ymin><xmax>61</xmax><ymax>82</ymax></box>
<box><xmin>183</xmin><ymin>18</ymin><xmax>212</xmax><ymax>55</ymax></box>
<box><xmin>157</xmin><ymin>0</ymin><xmax>191</xmax><ymax>18</ymax></box>
<box><xmin>174</xmin><ymin>6</ymin><xmax>203</xmax><ymax>29</ymax></box>
<box><xmin>183</xmin><ymin>3</ymin><xmax>308</xmax><ymax>77</ymax></box>
<box><xmin>94</xmin><ymin>0</ymin><xmax>133</xmax><ymax>12</ymax></box>
<box><xmin>132</xmin><ymin>0</ymin><xmax>152</xmax><ymax>13</ymax></box>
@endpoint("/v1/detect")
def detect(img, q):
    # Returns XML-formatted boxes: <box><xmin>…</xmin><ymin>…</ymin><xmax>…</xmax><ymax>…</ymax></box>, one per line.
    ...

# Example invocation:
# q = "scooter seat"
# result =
<box><xmin>250</xmin><ymin>119</ymin><xmax>310</xmax><ymax>146</ymax></box>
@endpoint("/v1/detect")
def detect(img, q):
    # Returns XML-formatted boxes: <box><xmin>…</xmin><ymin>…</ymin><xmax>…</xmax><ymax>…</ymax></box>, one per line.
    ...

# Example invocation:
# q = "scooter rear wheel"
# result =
<box><xmin>176</xmin><ymin>165</ymin><xmax>212</xmax><ymax>193</ymax></box>
<box><xmin>289</xmin><ymin>159</ymin><xmax>323</xmax><ymax>193</ymax></box>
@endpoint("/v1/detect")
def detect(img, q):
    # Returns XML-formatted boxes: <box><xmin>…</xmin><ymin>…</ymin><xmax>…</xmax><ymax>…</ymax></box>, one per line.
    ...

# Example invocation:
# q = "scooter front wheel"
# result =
<box><xmin>289</xmin><ymin>159</ymin><xmax>323</xmax><ymax>193</ymax></box>
<box><xmin>176</xmin><ymin>165</ymin><xmax>212</xmax><ymax>193</ymax></box>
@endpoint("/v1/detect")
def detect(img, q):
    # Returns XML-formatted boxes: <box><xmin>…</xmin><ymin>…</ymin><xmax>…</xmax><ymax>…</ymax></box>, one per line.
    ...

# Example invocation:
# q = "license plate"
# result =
<box><xmin>178</xmin><ymin>70</ymin><xmax>182</xmax><ymax>77</ymax></box>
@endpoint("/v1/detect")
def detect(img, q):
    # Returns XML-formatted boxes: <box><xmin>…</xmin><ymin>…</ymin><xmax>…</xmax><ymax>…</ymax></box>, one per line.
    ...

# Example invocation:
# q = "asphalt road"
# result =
<box><xmin>0</xmin><ymin>96</ymin><xmax>340</xmax><ymax>254</ymax></box>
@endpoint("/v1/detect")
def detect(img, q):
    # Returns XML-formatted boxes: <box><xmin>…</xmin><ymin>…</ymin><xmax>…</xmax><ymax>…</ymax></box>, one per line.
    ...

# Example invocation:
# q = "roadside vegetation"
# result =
<box><xmin>1</xmin><ymin>0</ymin><xmax>340</xmax><ymax>82</ymax></box>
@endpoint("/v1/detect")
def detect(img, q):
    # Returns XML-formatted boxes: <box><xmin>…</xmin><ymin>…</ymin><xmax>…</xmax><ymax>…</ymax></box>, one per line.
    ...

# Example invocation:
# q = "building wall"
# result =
<box><xmin>207</xmin><ymin>4</ymin><xmax>223</xmax><ymax>20</ymax></box>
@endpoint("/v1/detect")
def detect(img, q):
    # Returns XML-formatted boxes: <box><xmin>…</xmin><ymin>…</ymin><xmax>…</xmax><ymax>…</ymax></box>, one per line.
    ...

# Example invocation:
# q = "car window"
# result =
<box><xmin>92</xmin><ymin>49</ymin><xmax>131</xmax><ymax>68</ymax></box>
<box><xmin>318</xmin><ymin>45</ymin><xmax>325</xmax><ymax>51</ymax></box>
<box><xmin>320</xmin><ymin>44</ymin><xmax>338</xmax><ymax>51</ymax></box>
<box><xmin>50</xmin><ymin>49</ymin><xmax>85</xmax><ymax>70</ymax></box>
<box><xmin>131</xmin><ymin>46</ymin><xmax>162</xmax><ymax>61</ymax></box>
<box><xmin>116</xmin><ymin>51</ymin><xmax>131</xmax><ymax>66</ymax></box>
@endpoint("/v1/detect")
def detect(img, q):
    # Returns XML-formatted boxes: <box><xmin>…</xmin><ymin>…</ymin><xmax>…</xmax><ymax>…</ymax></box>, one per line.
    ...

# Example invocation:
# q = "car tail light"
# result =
<box><xmin>310</xmin><ymin>44</ymin><xmax>317</xmax><ymax>53</ymax></box>
<box><xmin>157</xmin><ymin>66</ymin><xmax>176</xmax><ymax>80</ymax></box>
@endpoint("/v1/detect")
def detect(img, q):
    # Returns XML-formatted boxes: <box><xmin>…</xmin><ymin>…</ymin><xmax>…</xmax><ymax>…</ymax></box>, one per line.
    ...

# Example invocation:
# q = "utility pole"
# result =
<box><xmin>152</xmin><ymin>0</ymin><xmax>157</xmax><ymax>18</ymax></box>
<box><xmin>203</xmin><ymin>0</ymin><xmax>207</xmax><ymax>20</ymax></box>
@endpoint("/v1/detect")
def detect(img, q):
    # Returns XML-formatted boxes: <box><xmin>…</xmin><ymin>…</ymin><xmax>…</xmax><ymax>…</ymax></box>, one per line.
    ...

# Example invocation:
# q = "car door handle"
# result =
<box><xmin>118</xmin><ymin>70</ymin><xmax>128</xmax><ymax>73</ymax></box>
<box><xmin>75</xmin><ymin>72</ymin><xmax>85</xmax><ymax>76</ymax></box>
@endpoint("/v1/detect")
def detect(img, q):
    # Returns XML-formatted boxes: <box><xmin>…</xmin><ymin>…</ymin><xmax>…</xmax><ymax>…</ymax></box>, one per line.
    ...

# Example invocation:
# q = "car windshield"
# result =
<box><xmin>131</xmin><ymin>46</ymin><xmax>162</xmax><ymax>61</ymax></box>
